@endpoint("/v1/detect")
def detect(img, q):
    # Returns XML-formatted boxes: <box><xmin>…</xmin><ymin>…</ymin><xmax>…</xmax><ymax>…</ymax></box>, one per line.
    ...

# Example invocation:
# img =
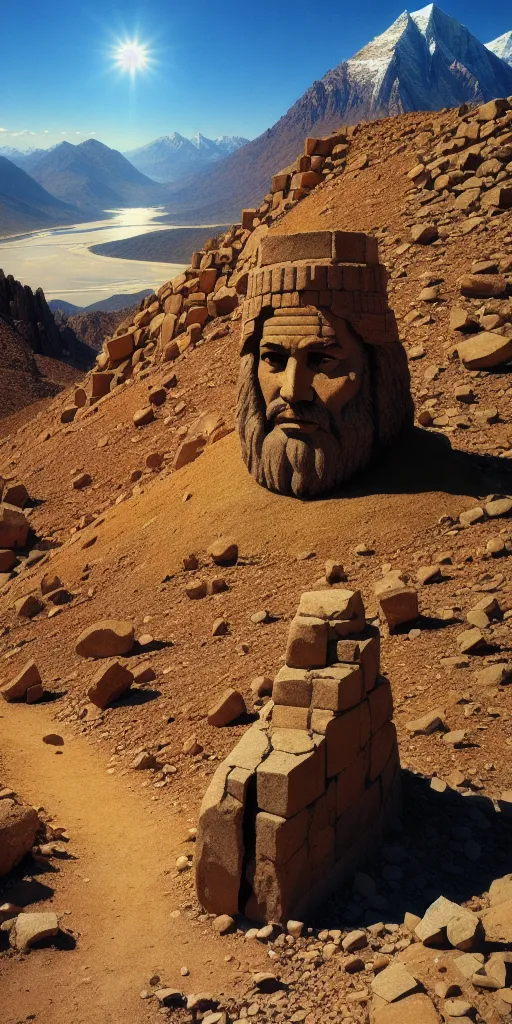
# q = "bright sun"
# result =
<box><xmin>114</xmin><ymin>40</ymin><xmax>149</xmax><ymax>74</ymax></box>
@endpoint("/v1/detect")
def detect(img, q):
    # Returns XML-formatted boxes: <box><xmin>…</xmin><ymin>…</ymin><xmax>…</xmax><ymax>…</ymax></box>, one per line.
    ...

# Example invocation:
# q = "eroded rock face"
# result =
<box><xmin>237</xmin><ymin>231</ymin><xmax>413</xmax><ymax>498</ymax></box>
<box><xmin>195</xmin><ymin>587</ymin><xmax>401</xmax><ymax>923</ymax></box>
<box><xmin>0</xmin><ymin>799</ymin><xmax>39</xmax><ymax>877</ymax></box>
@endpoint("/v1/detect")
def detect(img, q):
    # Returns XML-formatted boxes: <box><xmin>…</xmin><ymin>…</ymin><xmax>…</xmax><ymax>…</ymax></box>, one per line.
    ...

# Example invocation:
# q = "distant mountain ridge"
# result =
<box><xmin>49</xmin><ymin>289</ymin><xmax>153</xmax><ymax>315</ymax></box>
<box><xmin>160</xmin><ymin>3</ymin><xmax>512</xmax><ymax>224</ymax></box>
<box><xmin>0</xmin><ymin>155</ymin><xmax>82</xmax><ymax>236</ymax></box>
<box><xmin>124</xmin><ymin>133</ymin><xmax>249</xmax><ymax>183</ymax></box>
<box><xmin>16</xmin><ymin>139</ymin><xmax>162</xmax><ymax>214</ymax></box>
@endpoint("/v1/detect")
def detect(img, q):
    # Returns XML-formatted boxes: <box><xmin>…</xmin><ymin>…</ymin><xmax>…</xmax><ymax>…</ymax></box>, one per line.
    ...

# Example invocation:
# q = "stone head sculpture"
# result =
<box><xmin>237</xmin><ymin>231</ymin><xmax>414</xmax><ymax>498</ymax></box>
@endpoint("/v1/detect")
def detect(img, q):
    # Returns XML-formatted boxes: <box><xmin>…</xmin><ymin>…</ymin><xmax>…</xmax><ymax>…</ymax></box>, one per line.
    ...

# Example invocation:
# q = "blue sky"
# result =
<box><xmin>2</xmin><ymin>1</ymin><xmax>511</xmax><ymax>152</ymax></box>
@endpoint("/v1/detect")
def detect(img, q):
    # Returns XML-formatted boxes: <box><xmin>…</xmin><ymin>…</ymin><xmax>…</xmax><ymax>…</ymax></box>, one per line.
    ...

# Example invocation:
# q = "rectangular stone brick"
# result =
<box><xmin>271</xmin><ymin>173</ymin><xmax>290</xmax><ymax>193</ymax></box>
<box><xmin>310</xmin><ymin>664</ymin><xmax>363</xmax><ymax>712</ymax></box>
<box><xmin>336</xmin><ymin>750</ymin><xmax>367</xmax><ymax>817</ymax></box>
<box><xmin>381</xmin><ymin>746</ymin><xmax>400</xmax><ymax>803</ymax></box>
<box><xmin>310</xmin><ymin>779</ymin><xmax>337</xmax><ymax>832</ymax></box>
<box><xmin>271</xmin><ymin>266</ymin><xmax>284</xmax><ymax>293</ymax></box>
<box><xmin>310</xmin><ymin>824</ymin><xmax>335</xmax><ymax>873</ymax></box>
<box><xmin>370</xmin><ymin>722</ymin><xmax>397</xmax><ymax>782</ymax></box>
<box><xmin>272</xmin><ymin>705</ymin><xmax>309</xmax><ymax>730</ymax></box>
<box><xmin>256</xmin><ymin>743</ymin><xmax>325</xmax><ymax>818</ymax></box>
<box><xmin>226</xmin><ymin>726</ymin><xmax>270</xmax><ymax>771</ymax></box>
<box><xmin>255</xmin><ymin>808</ymin><xmax>310</xmax><ymax>864</ymax></box>
<box><xmin>273</xmin><ymin>667</ymin><xmax>312</xmax><ymax>707</ymax></box>
<box><xmin>195</xmin><ymin>761</ymin><xmax>245</xmax><ymax>915</ymax></box>
<box><xmin>360</xmin><ymin>699</ymin><xmax>371</xmax><ymax>746</ymax></box>
<box><xmin>301</xmin><ymin>290</ymin><xmax>319</xmax><ymax>307</ymax></box>
<box><xmin>369</xmin><ymin>679</ymin><xmax>393</xmax><ymax>734</ymax></box>
<box><xmin>271</xmin><ymin>294</ymin><xmax>282</xmax><ymax>308</ymax></box>
<box><xmin>324</xmin><ymin>706</ymin><xmax>362</xmax><ymax>777</ymax></box>
<box><xmin>331</xmin><ymin>231</ymin><xmax>367</xmax><ymax>264</ymax></box>
<box><xmin>299</xmin><ymin>589</ymin><xmax>365</xmax><ymax>622</ymax></box>
<box><xmin>327</xmin><ymin>265</ymin><xmax>344</xmax><ymax>291</ymax></box>
<box><xmin>310</xmin><ymin>708</ymin><xmax>334</xmax><ymax>735</ymax></box>
<box><xmin>335</xmin><ymin>627</ymin><xmax>380</xmax><ymax>692</ymax></box>
<box><xmin>227</xmin><ymin>766</ymin><xmax>252</xmax><ymax>802</ymax></box>
<box><xmin>336</xmin><ymin>780</ymin><xmax>381</xmax><ymax>858</ymax></box>
<box><xmin>248</xmin><ymin>843</ymin><xmax>311</xmax><ymax>923</ymax></box>
<box><xmin>272</xmin><ymin>191</ymin><xmax>284</xmax><ymax>210</ymax></box>
<box><xmin>260</xmin><ymin>232</ymin><xmax>332</xmax><ymax>266</ymax></box>
<box><xmin>308</xmin><ymin>265</ymin><xmax>327</xmax><ymax>291</ymax></box>
<box><xmin>283</xmin><ymin>265</ymin><xmax>296</xmax><ymax>291</ymax></box>
<box><xmin>343</xmin><ymin>265</ymin><xmax>364</xmax><ymax>291</ymax></box>
<box><xmin>285</xmin><ymin>614</ymin><xmax>328</xmax><ymax>669</ymax></box>
<box><xmin>319</xmin><ymin>290</ymin><xmax>333</xmax><ymax>306</ymax></box>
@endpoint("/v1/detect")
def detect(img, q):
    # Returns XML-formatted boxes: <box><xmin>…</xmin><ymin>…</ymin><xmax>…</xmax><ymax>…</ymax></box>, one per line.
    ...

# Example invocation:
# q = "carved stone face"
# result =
<box><xmin>238</xmin><ymin>306</ymin><xmax>376</xmax><ymax>498</ymax></box>
<box><xmin>257</xmin><ymin>308</ymin><xmax>364</xmax><ymax>435</ymax></box>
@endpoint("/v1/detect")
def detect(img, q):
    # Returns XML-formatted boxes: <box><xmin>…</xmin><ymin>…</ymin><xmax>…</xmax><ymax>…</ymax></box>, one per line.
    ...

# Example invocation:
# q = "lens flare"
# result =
<box><xmin>114</xmin><ymin>40</ymin><xmax>149</xmax><ymax>74</ymax></box>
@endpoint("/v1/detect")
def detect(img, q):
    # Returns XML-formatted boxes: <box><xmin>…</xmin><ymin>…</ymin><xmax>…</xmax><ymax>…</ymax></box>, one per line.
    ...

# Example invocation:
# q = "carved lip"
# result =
<box><xmin>275</xmin><ymin>414</ymin><xmax>318</xmax><ymax>434</ymax></box>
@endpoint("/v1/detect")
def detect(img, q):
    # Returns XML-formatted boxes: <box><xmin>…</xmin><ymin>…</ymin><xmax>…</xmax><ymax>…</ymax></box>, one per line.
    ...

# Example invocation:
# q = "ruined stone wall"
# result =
<box><xmin>195</xmin><ymin>588</ymin><xmax>401</xmax><ymax>924</ymax></box>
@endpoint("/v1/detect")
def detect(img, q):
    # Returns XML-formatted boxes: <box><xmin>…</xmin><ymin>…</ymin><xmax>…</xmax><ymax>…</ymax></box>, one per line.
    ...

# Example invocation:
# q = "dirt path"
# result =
<box><xmin>0</xmin><ymin>702</ymin><xmax>261</xmax><ymax>1024</ymax></box>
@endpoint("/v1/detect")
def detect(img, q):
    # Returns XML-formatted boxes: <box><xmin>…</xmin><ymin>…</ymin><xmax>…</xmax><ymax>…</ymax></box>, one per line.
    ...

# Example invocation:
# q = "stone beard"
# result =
<box><xmin>237</xmin><ymin>307</ymin><xmax>413</xmax><ymax>499</ymax></box>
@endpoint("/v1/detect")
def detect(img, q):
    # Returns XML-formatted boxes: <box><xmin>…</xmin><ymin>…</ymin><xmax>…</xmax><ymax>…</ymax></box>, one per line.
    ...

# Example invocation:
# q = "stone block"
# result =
<box><xmin>370</xmin><ymin>722</ymin><xmax>397</xmax><ymax>782</ymax></box>
<box><xmin>195</xmin><ymin>760</ymin><xmax>245</xmax><ymax>915</ymax></box>
<box><xmin>378</xmin><ymin>586</ymin><xmax>419</xmax><ymax>628</ymax></box>
<box><xmin>324</xmin><ymin>705</ymin><xmax>362</xmax><ymax>777</ymax></box>
<box><xmin>285</xmin><ymin>614</ymin><xmax>328</xmax><ymax>669</ymax></box>
<box><xmin>336</xmin><ymin>751</ymin><xmax>367</xmax><ymax>817</ymax></box>
<box><xmin>226</xmin><ymin>726</ymin><xmax>271</xmax><ymax>771</ymax></box>
<box><xmin>272</xmin><ymin>705</ymin><xmax>309</xmax><ymax>730</ymax></box>
<box><xmin>310</xmin><ymin>779</ymin><xmax>337</xmax><ymax>832</ymax></box>
<box><xmin>336</xmin><ymin>780</ymin><xmax>381</xmax><ymax>857</ymax></box>
<box><xmin>298</xmin><ymin>589</ymin><xmax>365</xmax><ymax>626</ymax></box>
<box><xmin>310</xmin><ymin>824</ymin><xmax>335</xmax><ymax>872</ymax></box>
<box><xmin>0</xmin><ymin>507</ymin><xmax>30</xmax><ymax>549</ymax></box>
<box><xmin>248</xmin><ymin>843</ymin><xmax>310</xmax><ymax>922</ymax></box>
<box><xmin>336</xmin><ymin>627</ymin><xmax>380</xmax><ymax>691</ymax></box>
<box><xmin>256</xmin><ymin>743</ymin><xmax>325</xmax><ymax>818</ymax></box>
<box><xmin>0</xmin><ymin>800</ymin><xmax>39</xmax><ymax>877</ymax></box>
<box><xmin>310</xmin><ymin>664</ymin><xmax>363</xmax><ymax>712</ymax></box>
<box><xmin>105</xmin><ymin>332</ymin><xmax>134</xmax><ymax>363</ymax></box>
<box><xmin>273</xmin><ymin>666</ymin><xmax>312</xmax><ymax>707</ymax></box>
<box><xmin>1</xmin><ymin>659</ymin><xmax>42</xmax><ymax>702</ymax></box>
<box><xmin>87</xmin><ymin>659</ymin><xmax>133</xmax><ymax>709</ymax></box>
<box><xmin>255</xmin><ymin>808</ymin><xmax>310</xmax><ymax>865</ymax></box>
<box><xmin>457</xmin><ymin>332</ymin><xmax>512</xmax><ymax>370</ymax></box>
<box><xmin>369</xmin><ymin>678</ymin><xmax>394</xmax><ymax>733</ymax></box>
<box><xmin>260</xmin><ymin>232</ymin><xmax>332</xmax><ymax>266</ymax></box>
<box><xmin>331</xmin><ymin>231</ymin><xmax>368</xmax><ymax>263</ymax></box>
<box><xmin>227</xmin><ymin>767</ymin><xmax>252</xmax><ymax>803</ymax></box>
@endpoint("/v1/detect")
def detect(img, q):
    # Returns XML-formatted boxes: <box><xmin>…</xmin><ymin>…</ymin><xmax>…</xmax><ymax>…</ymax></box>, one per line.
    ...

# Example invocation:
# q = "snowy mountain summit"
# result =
<box><xmin>312</xmin><ymin>3</ymin><xmax>512</xmax><ymax>124</ymax></box>
<box><xmin>124</xmin><ymin>133</ymin><xmax>249</xmax><ymax>183</ymax></box>
<box><xmin>486</xmin><ymin>31</ymin><xmax>512</xmax><ymax>67</ymax></box>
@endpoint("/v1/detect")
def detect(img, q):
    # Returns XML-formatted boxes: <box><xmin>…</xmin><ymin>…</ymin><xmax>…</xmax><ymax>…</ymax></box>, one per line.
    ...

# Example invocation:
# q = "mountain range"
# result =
<box><xmin>1</xmin><ymin>4</ymin><xmax>511</xmax><ymax>237</ymax></box>
<box><xmin>160</xmin><ymin>3</ymin><xmax>512</xmax><ymax>223</ymax></box>
<box><xmin>124</xmin><ymin>134</ymin><xmax>249</xmax><ymax>183</ymax></box>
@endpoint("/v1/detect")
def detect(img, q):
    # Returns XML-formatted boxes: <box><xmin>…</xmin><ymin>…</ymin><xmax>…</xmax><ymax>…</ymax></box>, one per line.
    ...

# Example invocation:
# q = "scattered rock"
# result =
<box><xmin>208</xmin><ymin>538</ymin><xmax>239</xmax><ymax>566</ymax></box>
<box><xmin>207</xmin><ymin>688</ymin><xmax>246</xmax><ymax>727</ymax></box>
<box><xmin>0</xmin><ymin>800</ymin><xmax>39</xmax><ymax>877</ymax></box>
<box><xmin>87</xmin><ymin>659</ymin><xmax>133</xmax><ymax>709</ymax></box>
<box><xmin>11</xmin><ymin>911</ymin><xmax>59</xmax><ymax>952</ymax></box>
<box><xmin>75</xmin><ymin>620</ymin><xmax>135</xmax><ymax>658</ymax></box>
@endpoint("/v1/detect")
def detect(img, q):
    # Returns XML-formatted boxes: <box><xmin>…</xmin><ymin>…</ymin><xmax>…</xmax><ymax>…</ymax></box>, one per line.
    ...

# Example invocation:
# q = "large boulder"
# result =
<box><xmin>87</xmin><ymin>659</ymin><xmax>133</xmax><ymax>709</ymax></box>
<box><xmin>0</xmin><ymin>800</ymin><xmax>39</xmax><ymax>877</ymax></box>
<box><xmin>75</xmin><ymin>620</ymin><xmax>135</xmax><ymax>659</ymax></box>
<box><xmin>1</xmin><ymin>659</ymin><xmax>42</xmax><ymax>702</ymax></box>
<box><xmin>0</xmin><ymin>507</ymin><xmax>30</xmax><ymax>549</ymax></box>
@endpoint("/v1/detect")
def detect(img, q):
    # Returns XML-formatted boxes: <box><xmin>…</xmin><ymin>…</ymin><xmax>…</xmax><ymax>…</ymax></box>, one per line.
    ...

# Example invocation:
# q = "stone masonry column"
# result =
<box><xmin>195</xmin><ymin>588</ymin><xmax>401</xmax><ymax>924</ymax></box>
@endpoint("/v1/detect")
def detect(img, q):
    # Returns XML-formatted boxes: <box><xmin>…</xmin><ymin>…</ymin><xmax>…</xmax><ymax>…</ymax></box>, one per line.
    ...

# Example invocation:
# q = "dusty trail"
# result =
<box><xmin>0</xmin><ymin>702</ymin><xmax>257</xmax><ymax>1024</ymax></box>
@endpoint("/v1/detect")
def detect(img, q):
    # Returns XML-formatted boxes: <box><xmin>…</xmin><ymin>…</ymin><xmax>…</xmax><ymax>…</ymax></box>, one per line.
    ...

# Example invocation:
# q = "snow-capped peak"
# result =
<box><xmin>486</xmin><ymin>30</ymin><xmax>512</xmax><ymax>66</ymax></box>
<box><xmin>410</xmin><ymin>3</ymin><xmax>435</xmax><ymax>34</ymax></box>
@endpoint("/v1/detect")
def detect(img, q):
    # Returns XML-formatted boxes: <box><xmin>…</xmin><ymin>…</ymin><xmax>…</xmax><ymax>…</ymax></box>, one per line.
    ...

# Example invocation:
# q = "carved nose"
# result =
<box><xmin>280</xmin><ymin>359</ymin><xmax>313</xmax><ymax>404</ymax></box>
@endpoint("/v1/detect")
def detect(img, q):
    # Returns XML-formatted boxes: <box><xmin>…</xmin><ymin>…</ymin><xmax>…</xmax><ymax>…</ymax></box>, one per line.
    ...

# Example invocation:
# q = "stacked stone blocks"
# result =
<box><xmin>195</xmin><ymin>588</ymin><xmax>401</xmax><ymax>924</ymax></box>
<box><xmin>241</xmin><ymin>231</ymin><xmax>399</xmax><ymax>354</ymax></box>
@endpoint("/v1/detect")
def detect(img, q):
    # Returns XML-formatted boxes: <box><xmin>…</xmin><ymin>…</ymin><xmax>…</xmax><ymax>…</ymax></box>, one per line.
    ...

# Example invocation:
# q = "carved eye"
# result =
<box><xmin>261</xmin><ymin>351</ymin><xmax>287</xmax><ymax>370</ymax></box>
<box><xmin>307</xmin><ymin>351</ymin><xmax>338</xmax><ymax>370</ymax></box>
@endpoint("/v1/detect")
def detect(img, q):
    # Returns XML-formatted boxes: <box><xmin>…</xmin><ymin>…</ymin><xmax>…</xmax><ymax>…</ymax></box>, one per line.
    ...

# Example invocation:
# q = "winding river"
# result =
<box><xmin>0</xmin><ymin>208</ymin><xmax>188</xmax><ymax>307</ymax></box>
